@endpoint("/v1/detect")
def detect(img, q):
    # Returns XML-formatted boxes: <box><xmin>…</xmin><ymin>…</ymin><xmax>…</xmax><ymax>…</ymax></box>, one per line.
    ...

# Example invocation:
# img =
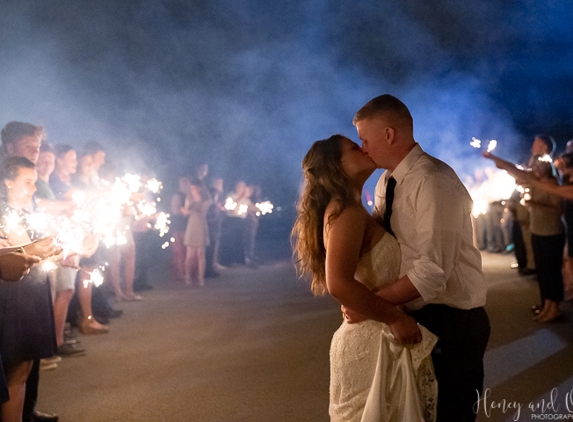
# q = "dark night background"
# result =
<box><xmin>1</xmin><ymin>0</ymin><xmax>572</xmax><ymax>218</ymax></box>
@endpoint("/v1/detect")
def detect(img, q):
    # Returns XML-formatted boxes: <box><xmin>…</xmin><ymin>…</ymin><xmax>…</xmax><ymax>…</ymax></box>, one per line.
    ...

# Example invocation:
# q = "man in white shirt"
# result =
<box><xmin>353</xmin><ymin>94</ymin><xmax>490</xmax><ymax>422</ymax></box>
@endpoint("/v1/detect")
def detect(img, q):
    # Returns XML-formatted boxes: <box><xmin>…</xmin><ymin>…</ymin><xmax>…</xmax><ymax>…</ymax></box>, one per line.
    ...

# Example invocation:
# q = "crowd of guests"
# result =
<box><xmin>170</xmin><ymin>163</ymin><xmax>265</xmax><ymax>287</ymax></box>
<box><xmin>0</xmin><ymin>118</ymin><xmax>271</xmax><ymax>422</ymax></box>
<box><xmin>482</xmin><ymin>134</ymin><xmax>573</xmax><ymax>323</ymax></box>
<box><xmin>0</xmin><ymin>121</ymin><xmax>165</xmax><ymax>422</ymax></box>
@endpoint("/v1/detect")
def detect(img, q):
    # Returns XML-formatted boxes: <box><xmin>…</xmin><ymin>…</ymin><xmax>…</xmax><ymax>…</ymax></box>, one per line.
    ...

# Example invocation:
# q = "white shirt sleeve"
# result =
<box><xmin>406</xmin><ymin>172</ymin><xmax>471</xmax><ymax>302</ymax></box>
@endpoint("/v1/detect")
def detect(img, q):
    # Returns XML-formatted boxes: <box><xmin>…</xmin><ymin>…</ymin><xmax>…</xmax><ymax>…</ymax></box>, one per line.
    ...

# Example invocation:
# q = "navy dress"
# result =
<box><xmin>0</xmin><ymin>206</ymin><xmax>57</xmax><ymax>373</ymax></box>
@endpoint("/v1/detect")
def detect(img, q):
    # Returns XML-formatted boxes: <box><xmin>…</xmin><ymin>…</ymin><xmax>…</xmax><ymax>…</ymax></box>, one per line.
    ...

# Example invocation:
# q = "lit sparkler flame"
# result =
<box><xmin>255</xmin><ymin>201</ymin><xmax>274</xmax><ymax>216</ymax></box>
<box><xmin>154</xmin><ymin>212</ymin><xmax>170</xmax><ymax>237</ymax></box>
<box><xmin>471</xmin><ymin>137</ymin><xmax>498</xmax><ymax>153</ymax></box>
<box><xmin>40</xmin><ymin>260</ymin><xmax>58</xmax><ymax>272</ymax></box>
<box><xmin>144</xmin><ymin>178</ymin><xmax>162</xmax><ymax>194</ymax></box>
<box><xmin>224</xmin><ymin>197</ymin><xmax>237</xmax><ymax>211</ymax></box>
<box><xmin>466</xmin><ymin>169</ymin><xmax>517</xmax><ymax>218</ymax></box>
<box><xmin>87</xmin><ymin>269</ymin><xmax>104</xmax><ymax>288</ymax></box>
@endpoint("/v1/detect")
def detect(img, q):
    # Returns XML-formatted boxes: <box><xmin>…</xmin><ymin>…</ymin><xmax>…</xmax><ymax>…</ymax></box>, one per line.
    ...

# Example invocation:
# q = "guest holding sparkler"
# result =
<box><xmin>206</xmin><ymin>178</ymin><xmax>225</xmax><ymax>275</ymax></box>
<box><xmin>220</xmin><ymin>181</ymin><xmax>250</xmax><ymax>266</ymax></box>
<box><xmin>484</xmin><ymin>151</ymin><xmax>565</xmax><ymax>322</ymax></box>
<box><xmin>83</xmin><ymin>141</ymin><xmax>106</xmax><ymax>189</ymax></box>
<box><xmin>1</xmin><ymin>123</ymin><xmax>61</xmax><ymax>422</ymax></box>
<box><xmin>244</xmin><ymin>185</ymin><xmax>262</xmax><ymax>267</ymax></box>
<box><xmin>0</xmin><ymin>157</ymin><xmax>60</xmax><ymax>422</ymax></box>
<box><xmin>182</xmin><ymin>181</ymin><xmax>212</xmax><ymax>286</ymax></box>
<box><xmin>106</xmin><ymin>165</ymin><xmax>140</xmax><ymax>302</ymax></box>
<box><xmin>133</xmin><ymin>173</ymin><xmax>157</xmax><ymax>292</ymax></box>
<box><xmin>34</xmin><ymin>144</ymin><xmax>57</xmax><ymax>202</ymax></box>
<box><xmin>171</xmin><ymin>176</ymin><xmax>191</xmax><ymax>281</ymax></box>
<box><xmin>524</xmin><ymin>156</ymin><xmax>564</xmax><ymax>322</ymax></box>
<box><xmin>0</xmin><ymin>122</ymin><xmax>43</xmax><ymax>166</ymax></box>
<box><xmin>70</xmin><ymin>151</ymin><xmax>109</xmax><ymax>334</ymax></box>
<box><xmin>48</xmin><ymin>145</ymin><xmax>87</xmax><ymax>357</ymax></box>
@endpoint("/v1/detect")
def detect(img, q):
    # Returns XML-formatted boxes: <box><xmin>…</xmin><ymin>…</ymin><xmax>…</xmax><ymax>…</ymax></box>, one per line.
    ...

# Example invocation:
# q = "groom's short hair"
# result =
<box><xmin>353</xmin><ymin>94</ymin><xmax>413</xmax><ymax>130</ymax></box>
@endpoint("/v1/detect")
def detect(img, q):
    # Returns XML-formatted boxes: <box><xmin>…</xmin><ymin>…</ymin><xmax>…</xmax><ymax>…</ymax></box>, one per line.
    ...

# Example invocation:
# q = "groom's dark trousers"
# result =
<box><xmin>411</xmin><ymin>304</ymin><xmax>490</xmax><ymax>422</ymax></box>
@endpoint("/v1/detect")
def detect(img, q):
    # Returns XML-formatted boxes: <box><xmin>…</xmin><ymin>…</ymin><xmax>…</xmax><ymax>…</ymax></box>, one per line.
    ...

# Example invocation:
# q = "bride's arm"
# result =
<box><xmin>325</xmin><ymin>205</ymin><xmax>421</xmax><ymax>344</ymax></box>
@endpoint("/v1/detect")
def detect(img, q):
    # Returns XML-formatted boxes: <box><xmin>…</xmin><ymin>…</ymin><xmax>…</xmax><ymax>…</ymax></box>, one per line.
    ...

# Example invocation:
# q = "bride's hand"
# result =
<box><xmin>341</xmin><ymin>305</ymin><xmax>368</xmax><ymax>324</ymax></box>
<box><xmin>388</xmin><ymin>313</ymin><xmax>422</xmax><ymax>345</ymax></box>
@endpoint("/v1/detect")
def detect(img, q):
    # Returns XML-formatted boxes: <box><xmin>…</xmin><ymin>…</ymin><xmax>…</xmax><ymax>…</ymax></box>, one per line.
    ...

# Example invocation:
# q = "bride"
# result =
<box><xmin>292</xmin><ymin>135</ymin><xmax>437</xmax><ymax>422</ymax></box>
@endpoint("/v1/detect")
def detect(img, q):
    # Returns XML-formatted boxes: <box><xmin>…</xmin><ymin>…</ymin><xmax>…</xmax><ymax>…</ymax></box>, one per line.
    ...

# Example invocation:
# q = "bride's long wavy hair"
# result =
<box><xmin>291</xmin><ymin>134</ymin><xmax>357</xmax><ymax>295</ymax></box>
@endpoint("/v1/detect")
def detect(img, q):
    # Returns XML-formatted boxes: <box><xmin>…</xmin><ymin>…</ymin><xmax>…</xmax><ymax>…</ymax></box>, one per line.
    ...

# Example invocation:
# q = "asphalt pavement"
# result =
<box><xmin>36</xmin><ymin>250</ymin><xmax>573</xmax><ymax>422</ymax></box>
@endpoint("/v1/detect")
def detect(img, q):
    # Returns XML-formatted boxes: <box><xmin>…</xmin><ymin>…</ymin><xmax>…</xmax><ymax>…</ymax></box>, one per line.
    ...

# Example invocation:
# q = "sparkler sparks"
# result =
<box><xmin>255</xmin><ymin>201</ymin><xmax>273</xmax><ymax>216</ymax></box>
<box><xmin>2</xmin><ymin>173</ymin><xmax>170</xmax><ymax>256</ymax></box>
<box><xmin>470</xmin><ymin>137</ymin><xmax>498</xmax><ymax>152</ymax></box>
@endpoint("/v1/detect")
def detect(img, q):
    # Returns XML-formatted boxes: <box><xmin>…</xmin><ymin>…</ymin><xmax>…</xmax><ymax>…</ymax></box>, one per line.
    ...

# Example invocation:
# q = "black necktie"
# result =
<box><xmin>383</xmin><ymin>177</ymin><xmax>396</xmax><ymax>236</ymax></box>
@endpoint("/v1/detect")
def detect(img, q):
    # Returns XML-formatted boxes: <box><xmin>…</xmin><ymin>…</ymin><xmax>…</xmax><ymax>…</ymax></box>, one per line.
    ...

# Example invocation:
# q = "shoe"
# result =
<box><xmin>64</xmin><ymin>338</ymin><xmax>81</xmax><ymax>345</ymax></box>
<box><xmin>519</xmin><ymin>268</ymin><xmax>537</xmax><ymax>276</ymax></box>
<box><xmin>94</xmin><ymin>314</ymin><xmax>110</xmax><ymax>324</ymax></box>
<box><xmin>122</xmin><ymin>293</ymin><xmax>143</xmax><ymax>301</ymax></box>
<box><xmin>57</xmin><ymin>343</ymin><xmax>86</xmax><ymax>357</ymax></box>
<box><xmin>80</xmin><ymin>322</ymin><xmax>109</xmax><ymax>335</ymax></box>
<box><xmin>134</xmin><ymin>283</ymin><xmax>153</xmax><ymax>292</ymax></box>
<box><xmin>39</xmin><ymin>360</ymin><xmax>58</xmax><ymax>372</ymax></box>
<box><xmin>31</xmin><ymin>410</ymin><xmax>58</xmax><ymax>422</ymax></box>
<box><xmin>108</xmin><ymin>308</ymin><xmax>123</xmax><ymax>318</ymax></box>
<box><xmin>42</xmin><ymin>356</ymin><xmax>62</xmax><ymax>364</ymax></box>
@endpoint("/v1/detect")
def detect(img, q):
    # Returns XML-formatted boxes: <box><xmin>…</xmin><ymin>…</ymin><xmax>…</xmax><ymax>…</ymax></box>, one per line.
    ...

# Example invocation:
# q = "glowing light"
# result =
<box><xmin>224</xmin><ymin>197</ymin><xmax>237</xmax><ymax>211</ymax></box>
<box><xmin>85</xmin><ymin>269</ymin><xmax>104</xmax><ymax>288</ymax></box>
<box><xmin>470</xmin><ymin>137</ymin><xmax>482</xmax><ymax>149</ymax></box>
<box><xmin>471</xmin><ymin>137</ymin><xmax>498</xmax><ymax>153</ymax></box>
<box><xmin>255</xmin><ymin>201</ymin><xmax>274</xmax><ymax>216</ymax></box>
<box><xmin>538</xmin><ymin>154</ymin><xmax>553</xmax><ymax>163</ymax></box>
<box><xmin>154</xmin><ymin>212</ymin><xmax>171</xmax><ymax>237</ymax></box>
<box><xmin>466</xmin><ymin>169</ymin><xmax>516</xmax><ymax>218</ymax></box>
<box><xmin>144</xmin><ymin>178</ymin><xmax>162</xmax><ymax>194</ymax></box>
<box><xmin>40</xmin><ymin>260</ymin><xmax>58</xmax><ymax>272</ymax></box>
<box><xmin>238</xmin><ymin>203</ymin><xmax>248</xmax><ymax>215</ymax></box>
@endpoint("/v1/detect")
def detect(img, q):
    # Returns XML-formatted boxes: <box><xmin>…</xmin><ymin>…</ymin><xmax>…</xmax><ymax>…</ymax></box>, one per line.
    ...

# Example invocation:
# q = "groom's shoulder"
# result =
<box><xmin>416</xmin><ymin>150</ymin><xmax>459</xmax><ymax>179</ymax></box>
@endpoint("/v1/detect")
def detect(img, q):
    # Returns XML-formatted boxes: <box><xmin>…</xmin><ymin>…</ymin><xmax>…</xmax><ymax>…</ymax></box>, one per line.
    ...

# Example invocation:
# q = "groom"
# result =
<box><xmin>351</xmin><ymin>94</ymin><xmax>490</xmax><ymax>422</ymax></box>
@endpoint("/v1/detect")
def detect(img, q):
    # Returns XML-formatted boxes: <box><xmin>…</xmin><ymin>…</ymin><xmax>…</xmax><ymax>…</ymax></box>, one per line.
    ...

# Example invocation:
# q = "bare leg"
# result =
<box><xmin>122</xmin><ymin>243</ymin><xmax>138</xmax><ymax>299</ymax></box>
<box><xmin>53</xmin><ymin>288</ymin><xmax>74</xmax><ymax>347</ymax></box>
<box><xmin>184</xmin><ymin>246</ymin><xmax>195</xmax><ymax>285</ymax></box>
<box><xmin>2</xmin><ymin>361</ymin><xmax>33</xmax><ymax>422</ymax></box>
<box><xmin>197</xmin><ymin>247</ymin><xmax>206</xmax><ymax>286</ymax></box>
<box><xmin>108</xmin><ymin>245</ymin><xmax>126</xmax><ymax>300</ymax></box>
<box><xmin>77</xmin><ymin>270</ymin><xmax>108</xmax><ymax>334</ymax></box>
<box><xmin>172</xmin><ymin>231</ymin><xmax>186</xmax><ymax>280</ymax></box>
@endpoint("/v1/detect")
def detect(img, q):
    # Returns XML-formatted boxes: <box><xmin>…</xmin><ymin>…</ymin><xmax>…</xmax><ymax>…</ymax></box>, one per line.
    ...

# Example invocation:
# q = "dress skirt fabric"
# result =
<box><xmin>0</xmin><ymin>267</ymin><xmax>57</xmax><ymax>367</ymax></box>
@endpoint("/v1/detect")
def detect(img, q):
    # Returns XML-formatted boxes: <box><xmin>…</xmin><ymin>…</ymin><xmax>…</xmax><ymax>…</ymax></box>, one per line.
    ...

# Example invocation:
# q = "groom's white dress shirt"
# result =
<box><xmin>374</xmin><ymin>143</ymin><xmax>487</xmax><ymax>311</ymax></box>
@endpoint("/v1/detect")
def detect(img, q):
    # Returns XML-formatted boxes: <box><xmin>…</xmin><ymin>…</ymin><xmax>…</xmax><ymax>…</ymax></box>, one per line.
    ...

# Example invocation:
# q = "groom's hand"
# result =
<box><xmin>341</xmin><ymin>305</ymin><xmax>368</xmax><ymax>324</ymax></box>
<box><xmin>388</xmin><ymin>313</ymin><xmax>422</xmax><ymax>345</ymax></box>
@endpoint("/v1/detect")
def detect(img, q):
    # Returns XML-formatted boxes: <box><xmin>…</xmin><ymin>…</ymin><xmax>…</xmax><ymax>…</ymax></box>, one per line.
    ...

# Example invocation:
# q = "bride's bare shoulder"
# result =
<box><xmin>324</xmin><ymin>201</ymin><xmax>368</xmax><ymax>222</ymax></box>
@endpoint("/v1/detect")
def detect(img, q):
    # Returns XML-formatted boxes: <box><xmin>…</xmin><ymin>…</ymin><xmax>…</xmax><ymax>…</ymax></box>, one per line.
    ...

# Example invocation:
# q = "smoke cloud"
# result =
<box><xmin>0</xmin><ymin>0</ymin><xmax>571</xmax><ymax>208</ymax></box>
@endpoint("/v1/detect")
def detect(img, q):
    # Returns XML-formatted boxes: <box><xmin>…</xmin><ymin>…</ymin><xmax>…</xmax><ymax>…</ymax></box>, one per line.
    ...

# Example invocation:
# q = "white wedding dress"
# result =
<box><xmin>329</xmin><ymin>233</ymin><xmax>438</xmax><ymax>422</ymax></box>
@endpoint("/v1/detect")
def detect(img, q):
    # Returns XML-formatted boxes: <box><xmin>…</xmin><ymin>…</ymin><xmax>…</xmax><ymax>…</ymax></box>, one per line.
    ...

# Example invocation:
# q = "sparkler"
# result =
<box><xmin>255</xmin><ymin>201</ymin><xmax>274</xmax><ymax>216</ymax></box>
<box><xmin>470</xmin><ymin>137</ymin><xmax>497</xmax><ymax>152</ymax></box>
<box><xmin>2</xmin><ymin>172</ymin><xmax>170</xmax><ymax>256</ymax></box>
<box><xmin>224</xmin><ymin>197</ymin><xmax>237</xmax><ymax>211</ymax></box>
